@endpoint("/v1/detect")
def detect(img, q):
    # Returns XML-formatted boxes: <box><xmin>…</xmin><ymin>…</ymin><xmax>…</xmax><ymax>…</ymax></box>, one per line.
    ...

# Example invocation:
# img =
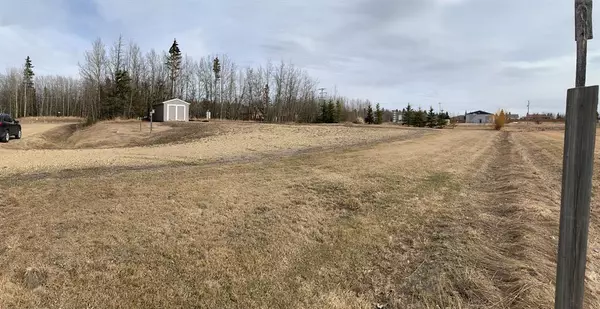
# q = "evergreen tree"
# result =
<box><xmin>436</xmin><ymin>111</ymin><xmax>447</xmax><ymax>128</ymax></box>
<box><xmin>213</xmin><ymin>57</ymin><xmax>221</xmax><ymax>80</ymax></box>
<box><xmin>414</xmin><ymin>108</ymin><xmax>425</xmax><ymax>127</ymax></box>
<box><xmin>318</xmin><ymin>100</ymin><xmax>327</xmax><ymax>123</ymax></box>
<box><xmin>115</xmin><ymin>70</ymin><xmax>131</xmax><ymax>99</ymax></box>
<box><xmin>426</xmin><ymin>106</ymin><xmax>436</xmax><ymax>128</ymax></box>
<box><xmin>400</xmin><ymin>108</ymin><xmax>406</xmax><ymax>125</ymax></box>
<box><xmin>23</xmin><ymin>56</ymin><xmax>35</xmax><ymax>117</ymax></box>
<box><xmin>166</xmin><ymin>39</ymin><xmax>182</xmax><ymax>98</ymax></box>
<box><xmin>326</xmin><ymin>100</ymin><xmax>335</xmax><ymax>123</ymax></box>
<box><xmin>365</xmin><ymin>103</ymin><xmax>374</xmax><ymax>124</ymax></box>
<box><xmin>375</xmin><ymin>103</ymin><xmax>383</xmax><ymax>124</ymax></box>
<box><xmin>103</xmin><ymin>69</ymin><xmax>131</xmax><ymax>119</ymax></box>
<box><xmin>403</xmin><ymin>103</ymin><xmax>413</xmax><ymax>126</ymax></box>
<box><xmin>335</xmin><ymin>99</ymin><xmax>344</xmax><ymax>123</ymax></box>
<box><xmin>213</xmin><ymin>56</ymin><xmax>221</xmax><ymax>116</ymax></box>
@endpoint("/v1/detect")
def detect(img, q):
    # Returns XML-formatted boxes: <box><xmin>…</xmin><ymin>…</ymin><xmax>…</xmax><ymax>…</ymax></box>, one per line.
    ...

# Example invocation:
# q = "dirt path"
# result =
<box><xmin>2</xmin><ymin>123</ymin><xmax>72</xmax><ymax>150</ymax></box>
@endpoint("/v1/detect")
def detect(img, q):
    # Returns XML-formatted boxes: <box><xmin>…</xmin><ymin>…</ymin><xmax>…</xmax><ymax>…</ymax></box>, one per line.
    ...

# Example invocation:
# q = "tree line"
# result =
<box><xmin>398</xmin><ymin>103</ymin><xmax>450</xmax><ymax>128</ymax></box>
<box><xmin>0</xmin><ymin>36</ymin><xmax>386</xmax><ymax>123</ymax></box>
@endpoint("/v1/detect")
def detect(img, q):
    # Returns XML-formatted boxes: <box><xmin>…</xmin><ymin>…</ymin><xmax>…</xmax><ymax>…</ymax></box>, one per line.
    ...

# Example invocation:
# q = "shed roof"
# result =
<box><xmin>153</xmin><ymin>98</ymin><xmax>191</xmax><ymax>107</ymax></box>
<box><xmin>467</xmin><ymin>110</ymin><xmax>492</xmax><ymax>115</ymax></box>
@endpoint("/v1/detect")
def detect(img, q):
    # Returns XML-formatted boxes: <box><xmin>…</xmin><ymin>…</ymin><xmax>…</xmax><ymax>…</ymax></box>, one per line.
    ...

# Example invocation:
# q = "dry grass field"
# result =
<box><xmin>1</xmin><ymin>120</ymin><xmax>600</xmax><ymax>308</ymax></box>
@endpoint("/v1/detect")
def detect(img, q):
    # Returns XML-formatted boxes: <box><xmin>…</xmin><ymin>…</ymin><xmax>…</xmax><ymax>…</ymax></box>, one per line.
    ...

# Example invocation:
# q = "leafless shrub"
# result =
<box><xmin>21</xmin><ymin>267</ymin><xmax>47</xmax><ymax>289</ymax></box>
<box><xmin>353</xmin><ymin>117</ymin><xmax>365</xmax><ymax>124</ymax></box>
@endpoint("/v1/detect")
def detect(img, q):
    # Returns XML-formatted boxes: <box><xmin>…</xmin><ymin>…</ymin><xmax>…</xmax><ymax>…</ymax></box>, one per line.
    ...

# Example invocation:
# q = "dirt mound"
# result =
<box><xmin>38</xmin><ymin>120</ymin><xmax>217</xmax><ymax>149</ymax></box>
<box><xmin>19</xmin><ymin>116</ymin><xmax>84</xmax><ymax>124</ymax></box>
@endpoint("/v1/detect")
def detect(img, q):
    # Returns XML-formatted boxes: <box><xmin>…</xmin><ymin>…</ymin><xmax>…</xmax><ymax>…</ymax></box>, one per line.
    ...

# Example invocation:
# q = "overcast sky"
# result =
<box><xmin>0</xmin><ymin>0</ymin><xmax>598</xmax><ymax>115</ymax></box>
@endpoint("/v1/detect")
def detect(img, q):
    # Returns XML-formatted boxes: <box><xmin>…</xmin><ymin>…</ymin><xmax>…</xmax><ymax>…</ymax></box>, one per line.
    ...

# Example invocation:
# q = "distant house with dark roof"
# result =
<box><xmin>466</xmin><ymin>110</ymin><xmax>493</xmax><ymax>124</ymax></box>
<box><xmin>451</xmin><ymin>115</ymin><xmax>466</xmax><ymax>123</ymax></box>
<box><xmin>524</xmin><ymin>113</ymin><xmax>553</xmax><ymax>122</ymax></box>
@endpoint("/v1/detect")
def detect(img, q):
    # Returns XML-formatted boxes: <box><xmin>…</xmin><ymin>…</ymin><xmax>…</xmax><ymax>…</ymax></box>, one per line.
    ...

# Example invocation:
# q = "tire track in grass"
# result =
<box><xmin>513</xmin><ymin>131</ymin><xmax>600</xmax><ymax>307</ymax></box>
<box><xmin>6</xmin><ymin>130</ymin><xmax>431</xmax><ymax>183</ymax></box>
<box><xmin>455</xmin><ymin>132</ymin><xmax>563</xmax><ymax>308</ymax></box>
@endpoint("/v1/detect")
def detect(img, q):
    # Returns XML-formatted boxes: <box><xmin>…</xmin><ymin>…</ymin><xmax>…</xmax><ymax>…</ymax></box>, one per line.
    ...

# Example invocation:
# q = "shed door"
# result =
<box><xmin>168</xmin><ymin>105</ymin><xmax>177</xmax><ymax>121</ymax></box>
<box><xmin>177</xmin><ymin>105</ymin><xmax>185</xmax><ymax>121</ymax></box>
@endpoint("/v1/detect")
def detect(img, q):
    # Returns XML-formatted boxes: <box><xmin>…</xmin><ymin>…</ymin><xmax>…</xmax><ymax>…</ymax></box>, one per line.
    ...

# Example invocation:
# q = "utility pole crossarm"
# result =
<box><xmin>576</xmin><ymin>0</ymin><xmax>593</xmax><ymax>40</ymax></box>
<box><xmin>575</xmin><ymin>0</ymin><xmax>593</xmax><ymax>87</ymax></box>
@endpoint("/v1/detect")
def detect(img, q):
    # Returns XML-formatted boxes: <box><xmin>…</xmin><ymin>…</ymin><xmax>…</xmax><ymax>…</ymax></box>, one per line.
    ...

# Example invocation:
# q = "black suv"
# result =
<box><xmin>0</xmin><ymin>114</ymin><xmax>21</xmax><ymax>143</ymax></box>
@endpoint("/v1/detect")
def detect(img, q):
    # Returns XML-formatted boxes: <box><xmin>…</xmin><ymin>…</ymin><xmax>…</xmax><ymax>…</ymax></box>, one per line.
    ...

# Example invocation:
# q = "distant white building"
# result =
<box><xmin>392</xmin><ymin>110</ymin><xmax>403</xmax><ymax>123</ymax></box>
<box><xmin>466</xmin><ymin>110</ymin><xmax>493</xmax><ymax>124</ymax></box>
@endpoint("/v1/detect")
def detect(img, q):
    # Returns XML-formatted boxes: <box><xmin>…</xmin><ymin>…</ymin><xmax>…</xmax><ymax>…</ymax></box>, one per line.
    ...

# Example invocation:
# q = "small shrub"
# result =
<box><xmin>493</xmin><ymin>110</ymin><xmax>507</xmax><ymax>130</ymax></box>
<box><xmin>448</xmin><ymin>119</ymin><xmax>457</xmax><ymax>129</ymax></box>
<box><xmin>353</xmin><ymin>117</ymin><xmax>365</xmax><ymax>124</ymax></box>
<box><xmin>337</xmin><ymin>197</ymin><xmax>362</xmax><ymax>211</ymax></box>
<box><xmin>83</xmin><ymin>116</ymin><xmax>97</xmax><ymax>128</ymax></box>
<box><xmin>21</xmin><ymin>267</ymin><xmax>48</xmax><ymax>289</ymax></box>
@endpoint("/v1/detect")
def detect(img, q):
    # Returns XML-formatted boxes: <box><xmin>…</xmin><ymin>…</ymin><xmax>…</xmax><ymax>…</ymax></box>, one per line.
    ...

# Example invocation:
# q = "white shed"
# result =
<box><xmin>466</xmin><ymin>110</ymin><xmax>493</xmax><ymax>124</ymax></box>
<box><xmin>152</xmin><ymin>98</ymin><xmax>190</xmax><ymax>122</ymax></box>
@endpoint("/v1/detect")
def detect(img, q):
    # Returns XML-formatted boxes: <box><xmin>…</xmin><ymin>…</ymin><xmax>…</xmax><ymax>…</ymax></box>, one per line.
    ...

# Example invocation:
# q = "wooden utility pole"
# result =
<box><xmin>13</xmin><ymin>82</ymin><xmax>17</xmax><ymax>118</ymax></box>
<box><xmin>555</xmin><ymin>1</ymin><xmax>597</xmax><ymax>308</ymax></box>
<box><xmin>218</xmin><ymin>55</ymin><xmax>223</xmax><ymax>121</ymax></box>
<box><xmin>527</xmin><ymin>100</ymin><xmax>530</xmax><ymax>126</ymax></box>
<box><xmin>23</xmin><ymin>82</ymin><xmax>27</xmax><ymax>118</ymax></box>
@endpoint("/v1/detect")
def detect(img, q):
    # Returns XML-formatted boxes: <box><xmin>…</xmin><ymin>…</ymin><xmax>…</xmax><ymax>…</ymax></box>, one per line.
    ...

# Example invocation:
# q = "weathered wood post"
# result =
<box><xmin>555</xmin><ymin>1</ymin><xmax>597</xmax><ymax>308</ymax></box>
<box><xmin>150</xmin><ymin>109</ymin><xmax>155</xmax><ymax>133</ymax></box>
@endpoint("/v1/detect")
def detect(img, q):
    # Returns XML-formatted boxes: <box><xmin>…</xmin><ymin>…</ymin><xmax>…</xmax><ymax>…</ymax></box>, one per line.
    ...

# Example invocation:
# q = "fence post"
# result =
<box><xmin>555</xmin><ymin>85</ymin><xmax>599</xmax><ymax>309</ymax></box>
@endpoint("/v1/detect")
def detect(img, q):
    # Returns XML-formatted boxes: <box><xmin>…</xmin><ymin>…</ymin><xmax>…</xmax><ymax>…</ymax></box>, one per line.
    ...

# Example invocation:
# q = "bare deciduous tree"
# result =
<box><xmin>0</xmin><ymin>35</ymin><xmax>373</xmax><ymax>123</ymax></box>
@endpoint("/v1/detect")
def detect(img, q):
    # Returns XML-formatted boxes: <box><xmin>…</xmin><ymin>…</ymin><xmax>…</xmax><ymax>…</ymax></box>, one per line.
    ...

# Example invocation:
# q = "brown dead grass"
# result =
<box><xmin>0</xmin><ymin>126</ymin><xmax>594</xmax><ymax>308</ymax></box>
<box><xmin>17</xmin><ymin>116</ymin><xmax>84</xmax><ymax>124</ymax></box>
<box><xmin>505</xmin><ymin>121</ymin><xmax>566</xmax><ymax>132</ymax></box>
<box><xmin>33</xmin><ymin>120</ymin><xmax>217</xmax><ymax>149</ymax></box>
<box><xmin>511</xmin><ymin>129</ymin><xmax>600</xmax><ymax>308</ymax></box>
<box><xmin>0</xmin><ymin>122</ymin><xmax>424</xmax><ymax>174</ymax></box>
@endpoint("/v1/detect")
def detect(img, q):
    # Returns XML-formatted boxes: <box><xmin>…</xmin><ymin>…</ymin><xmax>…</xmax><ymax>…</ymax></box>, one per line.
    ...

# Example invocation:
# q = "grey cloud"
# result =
<box><xmin>0</xmin><ymin>0</ymin><xmax>69</xmax><ymax>30</ymax></box>
<box><xmin>260</xmin><ymin>0</ymin><xmax>439</xmax><ymax>67</ymax></box>
<box><xmin>498</xmin><ymin>65</ymin><xmax>554</xmax><ymax>79</ymax></box>
<box><xmin>344</xmin><ymin>0</ymin><xmax>430</xmax><ymax>31</ymax></box>
<box><xmin>261</xmin><ymin>39</ymin><xmax>310</xmax><ymax>56</ymax></box>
